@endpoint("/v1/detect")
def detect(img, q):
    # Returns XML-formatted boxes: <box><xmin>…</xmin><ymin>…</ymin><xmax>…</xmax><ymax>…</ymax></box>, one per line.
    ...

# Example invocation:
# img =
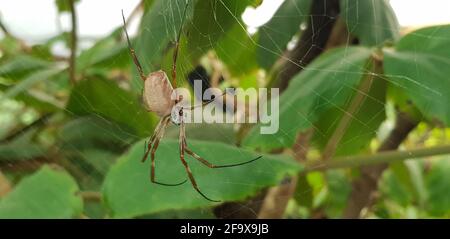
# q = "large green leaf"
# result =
<box><xmin>257</xmin><ymin>0</ymin><xmax>311</xmax><ymax>68</ymax></box>
<box><xmin>324</xmin><ymin>170</ymin><xmax>352</xmax><ymax>218</ymax></box>
<box><xmin>215</xmin><ymin>24</ymin><xmax>258</xmax><ymax>76</ymax></box>
<box><xmin>187</xmin><ymin>0</ymin><xmax>256</xmax><ymax>61</ymax></box>
<box><xmin>243</xmin><ymin>46</ymin><xmax>373</xmax><ymax>150</ymax></box>
<box><xmin>340</xmin><ymin>0</ymin><xmax>399</xmax><ymax>46</ymax></box>
<box><xmin>312</xmin><ymin>59</ymin><xmax>386</xmax><ymax>156</ymax></box>
<box><xmin>55</xmin><ymin>0</ymin><xmax>80</xmax><ymax>13</ymax></box>
<box><xmin>102</xmin><ymin>139</ymin><xmax>301</xmax><ymax>218</ymax></box>
<box><xmin>2</xmin><ymin>68</ymin><xmax>61</xmax><ymax>100</ymax></box>
<box><xmin>383</xmin><ymin>25</ymin><xmax>450</xmax><ymax>126</ymax></box>
<box><xmin>0</xmin><ymin>55</ymin><xmax>53</xmax><ymax>80</ymax></box>
<box><xmin>66</xmin><ymin>78</ymin><xmax>155</xmax><ymax>137</ymax></box>
<box><xmin>0</xmin><ymin>129</ymin><xmax>46</xmax><ymax>161</ymax></box>
<box><xmin>380</xmin><ymin>168</ymin><xmax>413</xmax><ymax>207</ymax></box>
<box><xmin>77</xmin><ymin>29</ymin><xmax>129</xmax><ymax>72</ymax></box>
<box><xmin>14</xmin><ymin>89</ymin><xmax>62</xmax><ymax>112</ymax></box>
<box><xmin>58</xmin><ymin>116</ymin><xmax>134</xmax><ymax>151</ymax></box>
<box><xmin>165</xmin><ymin>122</ymin><xmax>236</xmax><ymax>144</ymax></box>
<box><xmin>131</xmin><ymin>0</ymin><xmax>198</xmax><ymax>90</ymax></box>
<box><xmin>0</xmin><ymin>165</ymin><xmax>83</xmax><ymax>218</ymax></box>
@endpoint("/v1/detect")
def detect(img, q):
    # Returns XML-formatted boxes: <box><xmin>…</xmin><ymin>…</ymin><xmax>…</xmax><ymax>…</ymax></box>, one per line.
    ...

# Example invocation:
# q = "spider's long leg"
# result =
<box><xmin>142</xmin><ymin>116</ymin><xmax>168</xmax><ymax>163</ymax></box>
<box><xmin>179</xmin><ymin>119</ymin><xmax>220</xmax><ymax>202</ymax></box>
<box><xmin>121</xmin><ymin>10</ymin><xmax>146</xmax><ymax>82</ymax></box>
<box><xmin>150</xmin><ymin>117</ymin><xmax>187</xmax><ymax>186</ymax></box>
<box><xmin>183</xmin><ymin>137</ymin><xmax>262</xmax><ymax>168</ymax></box>
<box><xmin>171</xmin><ymin>0</ymin><xmax>190</xmax><ymax>88</ymax></box>
<box><xmin>184</xmin><ymin>92</ymin><xmax>227</xmax><ymax>110</ymax></box>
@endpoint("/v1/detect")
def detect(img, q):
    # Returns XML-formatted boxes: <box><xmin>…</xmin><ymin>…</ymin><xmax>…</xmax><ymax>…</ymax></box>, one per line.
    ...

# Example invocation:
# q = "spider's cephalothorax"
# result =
<box><xmin>170</xmin><ymin>106</ymin><xmax>186</xmax><ymax>126</ymax></box>
<box><xmin>121</xmin><ymin>2</ymin><xmax>261</xmax><ymax>202</ymax></box>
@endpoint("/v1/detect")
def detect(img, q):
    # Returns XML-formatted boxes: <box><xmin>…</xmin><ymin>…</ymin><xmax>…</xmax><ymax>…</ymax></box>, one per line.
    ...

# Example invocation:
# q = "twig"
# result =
<box><xmin>258</xmin><ymin>130</ymin><xmax>313</xmax><ymax>219</ymax></box>
<box><xmin>305</xmin><ymin>144</ymin><xmax>450</xmax><ymax>173</ymax></box>
<box><xmin>0</xmin><ymin>13</ymin><xmax>11</xmax><ymax>37</ymax></box>
<box><xmin>271</xmin><ymin>0</ymin><xmax>341</xmax><ymax>91</ymax></box>
<box><xmin>78</xmin><ymin>191</ymin><xmax>102</xmax><ymax>202</ymax></box>
<box><xmin>68</xmin><ymin>0</ymin><xmax>78</xmax><ymax>85</ymax></box>
<box><xmin>1</xmin><ymin>113</ymin><xmax>53</xmax><ymax>143</ymax></box>
<box><xmin>0</xmin><ymin>12</ymin><xmax>32</xmax><ymax>53</ymax></box>
<box><xmin>0</xmin><ymin>170</ymin><xmax>11</xmax><ymax>197</ymax></box>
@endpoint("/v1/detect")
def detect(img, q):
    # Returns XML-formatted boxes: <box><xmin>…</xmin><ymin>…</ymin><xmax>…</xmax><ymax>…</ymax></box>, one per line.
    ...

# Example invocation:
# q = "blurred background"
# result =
<box><xmin>1</xmin><ymin>0</ymin><xmax>450</xmax><ymax>49</ymax></box>
<box><xmin>0</xmin><ymin>0</ymin><xmax>449</xmax><ymax>219</ymax></box>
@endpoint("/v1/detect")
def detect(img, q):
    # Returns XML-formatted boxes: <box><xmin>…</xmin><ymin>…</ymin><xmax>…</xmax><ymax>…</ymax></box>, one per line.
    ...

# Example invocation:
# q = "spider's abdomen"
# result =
<box><xmin>142</xmin><ymin>70</ymin><xmax>174</xmax><ymax>117</ymax></box>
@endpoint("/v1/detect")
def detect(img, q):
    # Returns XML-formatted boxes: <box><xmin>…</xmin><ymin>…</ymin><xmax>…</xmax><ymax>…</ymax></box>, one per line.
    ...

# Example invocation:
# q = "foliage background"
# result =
<box><xmin>0</xmin><ymin>0</ymin><xmax>449</xmax><ymax>219</ymax></box>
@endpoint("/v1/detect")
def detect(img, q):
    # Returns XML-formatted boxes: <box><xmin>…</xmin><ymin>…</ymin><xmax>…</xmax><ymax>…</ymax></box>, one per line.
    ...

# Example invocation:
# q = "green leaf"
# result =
<box><xmin>312</xmin><ymin>59</ymin><xmax>386</xmax><ymax>156</ymax></box>
<box><xmin>14</xmin><ymin>89</ymin><xmax>63</xmax><ymax>112</ymax></box>
<box><xmin>395</xmin><ymin>24</ymin><xmax>450</xmax><ymax>58</ymax></box>
<box><xmin>215</xmin><ymin>24</ymin><xmax>258</xmax><ymax>76</ymax></box>
<box><xmin>425</xmin><ymin>157</ymin><xmax>450</xmax><ymax>217</ymax></box>
<box><xmin>0</xmin><ymin>129</ymin><xmax>46</xmax><ymax>161</ymax></box>
<box><xmin>58</xmin><ymin>116</ymin><xmax>134</xmax><ymax>151</ymax></box>
<box><xmin>257</xmin><ymin>0</ymin><xmax>311</xmax><ymax>68</ymax></box>
<box><xmin>380</xmin><ymin>169</ymin><xmax>412</xmax><ymax>207</ymax></box>
<box><xmin>294</xmin><ymin>175</ymin><xmax>313</xmax><ymax>208</ymax></box>
<box><xmin>66</xmin><ymin>77</ymin><xmax>155</xmax><ymax>137</ymax></box>
<box><xmin>384</xmin><ymin>25</ymin><xmax>450</xmax><ymax>126</ymax></box>
<box><xmin>131</xmin><ymin>0</ymin><xmax>198</xmax><ymax>90</ymax></box>
<box><xmin>340</xmin><ymin>0</ymin><xmax>399</xmax><ymax>46</ymax></box>
<box><xmin>55</xmin><ymin>0</ymin><xmax>79</xmax><ymax>13</ymax></box>
<box><xmin>0</xmin><ymin>36</ymin><xmax>22</xmax><ymax>56</ymax></box>
<box><xmin>165</xmin><ymin>122</ymin><xmax>236</xmax><ymax>145</ymax></box>
<box><xmin>390</xmin><ymin>162</ymin><xmax>416</xmax><ymax>199</ymax></box>
<box><xmin>0</xmin><ymin>165</ymin><xmax>83</xmax><ymax>218</ymax></box>
<box><xmin>324</xmin><ymin>170</ymin><xmax>351</xmax><ymax>218</ymax></box>
<box><xmin>2</xmin><ymin>68</ymin><xmax>61</xmax><ymax>100</ymax></box>
<box><xmin>187</xmin><ymin>0</ymin><xmax>256</xmax><ymax>61</ymax></box>
<box><xmin>243</xmin><ymin>46</ymin><xmax>373</xmax><ymax>150</ymax></box>
<box><xmin>102</xmin><ymin>139</ymin><xmax>301</xmax><ymax>218</ymax></box>
<box><xmin>77</xmin><ymin>29</ymin><xmax>129</xmax><ymax>71</ymax></box>
<box><xmin>0</xmin><ymin>55</ymin><xmax>53</xmax><ymax>80</ymax></box>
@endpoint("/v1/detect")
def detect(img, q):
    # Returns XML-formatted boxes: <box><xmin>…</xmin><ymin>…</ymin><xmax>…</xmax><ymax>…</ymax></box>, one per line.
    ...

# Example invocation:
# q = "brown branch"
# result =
<box><xmin>342</xmin><ymin>111</ymin><xmax>419</xmax><ymax>218</ymax></box>
<box><xmin>273</xmin><ymin>0</ymin><xmax>341</xmax><ymax>92</ymax></box>
<box><xmin>257</xmin><ymin>130</ymin><xmax>313</xmax><ymax>219</ymax></box>
<box><xmin>0</xmin><ymin>13</ymin><xmax>12</xmax><ymax>37</ymax></box>
<box><xmin>78</xmin><ymin>191</ymin><xmax>102</xmax><ymax>202</ymax></box>
<box><xmin>221</xmin><ymin>0</ymin><xmax>343</xmax><ymax>218</ymax></box>
<box><xmin>1</xmin><ymin>113</ymin><xmax>53</xmax><ymax>143</ymax></box>
<box><xmin>304</xmin><ymin>144</ymin><xmax>450</xmax><ymax>173</ymax></box>
<box><xmin>0</xmin><ymin>157</ymin><xmax>51</xmax><ymax>173</ymax></box>
<box><xmin>69</xmin><ymin>0</ymin><xmax>78</xmax><ymax>85</ymax></box>
<box><xmin>0</xmin><ymin>12</ymin><xmax>32</xmax><ymax>53</ymax></box>
<box><xmin>0</xmin><ymin>170</ymin><xmax>11</xmax><ymax>197</ymax></box>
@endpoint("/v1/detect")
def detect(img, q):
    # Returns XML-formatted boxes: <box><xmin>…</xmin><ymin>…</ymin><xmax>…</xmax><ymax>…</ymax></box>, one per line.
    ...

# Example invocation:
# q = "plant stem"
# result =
<box><xmin>0</xmin><ymin>14</ymin><xmax>11</xmax><ymax>37</ymax></box>
<box><xmin>1</xmin><ymin>113</ymin><xmax>53</xmax><ymax>143</ymax></box>
<box><xmin>305</xmin><ymin>144</ymin><xmax>450</xmax><ymax>173</ymax></box>
<box><xmin>78</xmin><ymin>191</ymin><xmax>102</xmax><ymax>202</ymax></box>
<box><xmin>0</xmin><ymin>170</ymin><xmax>11</xmax><ymax>197</ymax></box>
<box><xmin>69</xmin><ymin>0</ymin><xmax>77</xmax><ymax>85</ymax></box>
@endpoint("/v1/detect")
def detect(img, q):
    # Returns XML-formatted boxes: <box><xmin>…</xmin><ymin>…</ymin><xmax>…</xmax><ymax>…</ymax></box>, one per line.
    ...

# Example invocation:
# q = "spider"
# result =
<box><xmin>121</xmin><ymin>2</ymin><xmax>261</xmax><ymax>202</ymax></box>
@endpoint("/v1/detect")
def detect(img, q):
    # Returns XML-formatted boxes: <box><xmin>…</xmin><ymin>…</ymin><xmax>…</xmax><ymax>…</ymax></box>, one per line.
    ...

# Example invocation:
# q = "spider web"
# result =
<box><xmin>0</xmin><ymin>0</ymin><xmax>449</xmax><ymax>219</ymax></box>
